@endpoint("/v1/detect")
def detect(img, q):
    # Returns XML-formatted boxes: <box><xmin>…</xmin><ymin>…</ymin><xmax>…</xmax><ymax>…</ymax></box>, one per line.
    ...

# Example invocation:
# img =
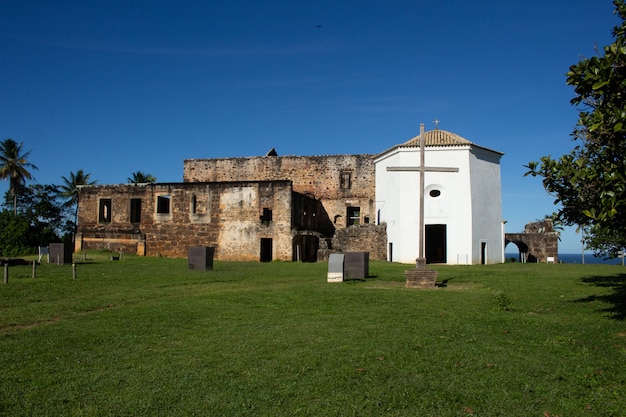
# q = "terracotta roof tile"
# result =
<box><xmin>374</xmin><ymin>129</ymin><xmax>504</xmax><ymax>160</ymax></box>
<box><xmin>402</xmin><ymin>129</ymin><xmax>473</xmax><ymax>147</ymax></box>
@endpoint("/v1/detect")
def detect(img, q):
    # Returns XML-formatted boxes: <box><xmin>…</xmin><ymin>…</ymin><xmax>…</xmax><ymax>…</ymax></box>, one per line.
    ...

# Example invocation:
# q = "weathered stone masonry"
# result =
<box><xmin>184</xmin><ymin>154</ymin><xmax>376</xmax><ymax>229</ymax></box>
<box><xmin>76</xmin><ymin>181</ymin><xmax>295</xmax><ymax>260</ymax></box>
<box><xmin>505</xmin><ymin>220</ymin><xmax>559</xmax><ymax>263</ymax></box>
<box><xmin>76</xmin><ymin>153</ymin><xmax>388</xmax><ymax>262</ymax></box>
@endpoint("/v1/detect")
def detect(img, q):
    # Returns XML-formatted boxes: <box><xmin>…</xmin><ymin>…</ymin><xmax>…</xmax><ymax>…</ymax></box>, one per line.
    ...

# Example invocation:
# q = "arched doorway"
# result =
<box><xmin>505</xmin><ymin>240</ymin><xmax>529</xmax><ymax>262</ymax></box>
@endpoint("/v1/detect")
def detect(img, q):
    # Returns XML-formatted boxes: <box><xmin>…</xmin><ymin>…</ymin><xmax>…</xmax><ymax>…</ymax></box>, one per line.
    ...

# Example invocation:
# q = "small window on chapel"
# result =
<box><xmin>340</xmin><ymin>171</ymin><xmax>352</xmax><ymax>189</ymax></box>
<box><xmin>429</xmin><ymin>189</ymin><xmax>441</xmax><ymax>198</ymax></box>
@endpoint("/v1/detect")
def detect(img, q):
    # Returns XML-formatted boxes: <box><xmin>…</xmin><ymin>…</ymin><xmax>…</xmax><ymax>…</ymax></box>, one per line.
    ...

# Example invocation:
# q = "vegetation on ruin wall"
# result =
<box><xmin>0</xmin><ymin>256</ymin><xmax>625</xmax><ymax>416</ymax></box>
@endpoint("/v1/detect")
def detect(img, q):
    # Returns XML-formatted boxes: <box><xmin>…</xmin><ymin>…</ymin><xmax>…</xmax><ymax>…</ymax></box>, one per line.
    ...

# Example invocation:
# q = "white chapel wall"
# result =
<box><xmin>425</xmin><ymin>147</ymin><xmax>473</xmax><ymax>265</ymax></box>
<box><xmin>375</xmin><ymin>146</ymin><xmax>475</xmax><ymax>264</ymax></box>
<box><xmin>469</xmin><ymin>147</ymin><xmax>504</xmax><ymax>264</ymax></box>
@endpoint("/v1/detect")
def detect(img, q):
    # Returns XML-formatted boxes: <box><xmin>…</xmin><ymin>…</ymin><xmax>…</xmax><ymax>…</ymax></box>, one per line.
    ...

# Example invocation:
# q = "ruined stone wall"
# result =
<box><xmin>76</xmin><ymin>181</ymin><xmax>294</xmax><ymax>260</ymax></box>
<box><xmin>183</xmin><ymin>154</ymin><xmax>376</xmax><ymax>230</ymax></box>
<box><xmin>524</xmin><ymin>220</ymin><xmax>555</xmax><ymax>234</ymax></box>
<box><xmin>209</xmin><ymin>181</ymin><xmax>293</xmax><ymax>261</ymax></box>
<box><xmin>292</xmin><ymin>192</ymin><xmax>335</xmax><ymax>236</ymax></box>
<box><xmin>505</xmin><ymin>220</ymin><xmax>559</xmax><ymax>263</ymax></box>
<box><xmin>318</xmin><ymin>223</ymin><xmax>387</xmax><ymax>261</ymax></box>
<box><xmin>76</xmin><ymin>184</ymin><xmax>146</xmax><ymax>254</ymax></box>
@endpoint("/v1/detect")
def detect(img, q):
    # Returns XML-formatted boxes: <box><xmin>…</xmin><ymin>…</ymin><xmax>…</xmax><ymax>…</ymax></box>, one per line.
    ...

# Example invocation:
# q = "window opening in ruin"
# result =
<box><xmin>347</xmin><ymin>206</ymin><xmax>360</xmax><ymax>226</ymax></box>
<box><xmin>130</xmin><ymin>198</ymin><xmax>141</xmax><ymax>223</ymax></box>
<box><xmin>261</xmin><ymin>207</ymin><xmax>272</xmax><ymax>224</ymax></box>
<box><xmin>99</xmin><ymin>198</ymin><xmax>111</xmax><ymax>223</ymax></box>
<box><xmin>334</xmin><ymin>215</ymin><xmax>342</xmax><ymax>224</ymax></box>
<box><xmin>340</xmin><ymin>171</ymin><xmax>352</xmax><ymax>189</ymax></box>
<box><xmin>191</xmin><ymin>194</ymin><xmax>197</xmax><ymax>214</ymax></box>
<box><xmin>156</xmin><ymin>195</ymin><xmax>171</xmax><ymax>214</ymax></box>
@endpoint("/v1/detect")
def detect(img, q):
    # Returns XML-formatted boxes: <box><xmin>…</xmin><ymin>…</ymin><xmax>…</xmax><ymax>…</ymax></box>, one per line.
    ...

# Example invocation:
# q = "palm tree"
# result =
<box><xmin>127</xmin><ymin>171</ymin><xmax>156</xmax><ymax>184</ymax></box>
<box><xmin>59</xmin><ymin>170</ymin><xmax>97</xmax><ymax>233</ymax></box>
<box><xmin>0</xmin><ymin>138</ymin><xmax>38</xmax><ymax>216</ymax></box>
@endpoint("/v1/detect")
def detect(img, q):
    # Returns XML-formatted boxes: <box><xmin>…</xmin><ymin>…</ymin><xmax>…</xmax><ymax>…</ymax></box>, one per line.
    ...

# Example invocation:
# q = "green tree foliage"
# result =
<box><xmin>58</xmin><ymin>170</ymin><xmax>97</xmax><ymax>232</ymax></box>
<box><xmin>0</xmin><ymin>184</ymin><xmax>71</xmax><ymax>256</ymax></box>
<box><xmin>127</xmin><ymin>171</ymin><xmax>156</xmax><ymax>184</ymax></box>
<box><xmin>526</xmin><ymin>0</ymin><xmax>626</xmax><ymax>257</ymax></box>
<box><xmin>23</xmin><ymin>184</ymin><xmax>74</xmax><ymax>240</ymax></box>
<box><xmin>0</xmin><ymin>138</ymin><xmax>38</xmax><ymax>216</ymax></box>
<box><xmin>0</xmin><ymin>210</ymin><xmax>31</xmax><ymax>256</ymax></box>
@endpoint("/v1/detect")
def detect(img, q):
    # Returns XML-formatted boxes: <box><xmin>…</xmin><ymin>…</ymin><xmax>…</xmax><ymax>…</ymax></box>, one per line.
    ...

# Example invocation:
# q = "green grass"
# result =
<box><xmin>1</xmin><ymin>255</ymin><xmax>625</xmax><ymax>416</ymax></box>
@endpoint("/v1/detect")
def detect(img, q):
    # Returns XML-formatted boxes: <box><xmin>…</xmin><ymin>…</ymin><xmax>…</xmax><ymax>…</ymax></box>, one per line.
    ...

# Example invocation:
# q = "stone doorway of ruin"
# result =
<box><xmin>292</xmin><ymin>235</ymin><xmax>319</xmax><ymax>262</ymax></box>
<box><xmin>260</xmin><ymin>238</ymin><xmax>273</xmax><ymax>262</ymax></box>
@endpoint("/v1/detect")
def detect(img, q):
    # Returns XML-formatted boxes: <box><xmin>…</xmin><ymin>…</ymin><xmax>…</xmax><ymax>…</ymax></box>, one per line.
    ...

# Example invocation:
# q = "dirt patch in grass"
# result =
<box><xmin>1</xmin><ymin>316</ymin><xmax>61</xmax><ymax>334</ymax></box>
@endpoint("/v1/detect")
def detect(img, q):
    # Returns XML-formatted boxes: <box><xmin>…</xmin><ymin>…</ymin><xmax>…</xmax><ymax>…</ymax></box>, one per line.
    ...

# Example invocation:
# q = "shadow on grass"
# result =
<box><xmin>0</xmin><ymin>258</ymin><xmax>31</xmax><ymax>266</ymax></box>
<box><xmin>575</xmin><ymin>273</ymin><xmax>626</xmax><ymax>320</ymax></box>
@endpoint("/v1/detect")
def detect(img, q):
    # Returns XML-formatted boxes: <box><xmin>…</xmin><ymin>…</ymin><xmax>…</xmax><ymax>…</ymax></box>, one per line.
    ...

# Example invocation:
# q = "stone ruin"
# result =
<box><xmin>505</xmin><ymin>220</ymin><xmax>559</xmax><ymax>263</ymax></box>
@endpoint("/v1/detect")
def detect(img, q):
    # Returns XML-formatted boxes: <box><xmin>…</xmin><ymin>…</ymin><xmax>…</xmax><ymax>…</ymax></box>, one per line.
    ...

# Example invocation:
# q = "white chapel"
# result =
<box><xmin>374</xmin><ymin>128</ymin><xmax>504</xmax><ymax>265</ymax></box>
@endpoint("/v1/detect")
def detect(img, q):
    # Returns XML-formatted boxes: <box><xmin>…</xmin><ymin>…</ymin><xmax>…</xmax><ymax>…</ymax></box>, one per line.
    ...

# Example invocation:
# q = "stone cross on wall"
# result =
<box><xmin>387</xmin><ymin>123</ymin><xmax>459</xmax><ymax>276</ymax></box>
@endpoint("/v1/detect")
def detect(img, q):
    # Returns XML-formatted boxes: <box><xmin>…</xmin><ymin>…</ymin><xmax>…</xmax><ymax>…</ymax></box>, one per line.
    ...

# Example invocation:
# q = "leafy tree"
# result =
<box><xmin>23</xmin><ymin>183</ymin><xmax>73</xmax><ymax>241</ymax></box>
<box><xmin>0</xmin><ymin>210</ymin><xmax>31</xmax><ymax>256</ymax></box>
<box><xmin>525</xmin><ymin>0</ymin><xmax>626</xmax><ymax>257</ymax></box>
<box><xmin>0</xmin><ymin>138</ymin><xmax>38</xmax><ymax>216</ymax></box>
<box><xmin>58</xmin><ymin>170</ymin><xmax>97</xmax><ymax>233</ymax></box>
<box><xmin>127</xmin><ymin>171</ymin><xmax>156</xmax><ymax>184</ymax></box>
<box><xmin>0</xmin><ymin>183</ymin><xmax>70</xmax><ymax>255</ymax></box>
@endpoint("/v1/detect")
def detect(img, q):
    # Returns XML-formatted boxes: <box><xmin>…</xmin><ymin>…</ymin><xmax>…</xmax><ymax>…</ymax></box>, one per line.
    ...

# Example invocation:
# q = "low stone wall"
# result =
<box><xmin>77</xmin><ymin>233</ymin><xmax>145</xmax><ymax>255</ymax></box>
<box><xmin>319</xmin><ymin>223</ymin><xmax>387</xmax><ymax>261</ymax></box>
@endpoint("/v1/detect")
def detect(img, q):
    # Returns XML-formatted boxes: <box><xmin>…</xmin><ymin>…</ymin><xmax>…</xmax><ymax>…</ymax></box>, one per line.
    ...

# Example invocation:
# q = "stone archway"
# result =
<box><xmin>505</xmin><ymin>220</ymin><xmax>558</xmax><ymax>263</ymax></box>
<box><xmin>504</xmin><ymin>238</ymin><xmax>530</xmax><ymax>262</ymax></box>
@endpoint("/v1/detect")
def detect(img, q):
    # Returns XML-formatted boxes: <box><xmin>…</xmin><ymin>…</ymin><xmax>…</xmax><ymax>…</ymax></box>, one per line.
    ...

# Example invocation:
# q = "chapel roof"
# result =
<box><xmin>402</xmin><ymin>129</ymin><xmax>472</xmax><ymax>147</ymax></box>
<box><xmin>375</xmin><ymin>128</ymin><xmax>503</xmax><ymax>159</ymax></box>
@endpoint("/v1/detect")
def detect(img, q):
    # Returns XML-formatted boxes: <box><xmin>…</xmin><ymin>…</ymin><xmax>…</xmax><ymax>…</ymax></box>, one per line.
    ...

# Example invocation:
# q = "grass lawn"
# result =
<box><xmin>0</xmin><ymin>254</ymin><xmax>625</xmax><ymax>416</ymax></box>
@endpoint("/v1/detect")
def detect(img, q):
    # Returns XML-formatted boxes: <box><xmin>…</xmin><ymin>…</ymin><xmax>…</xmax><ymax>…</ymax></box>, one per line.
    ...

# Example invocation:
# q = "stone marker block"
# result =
<box><xmin>344</xmin><ymin>252</ymin><xmax>369</xmax><ymax>279</ymax></box>
<box><xmin>188</xmin><ymin>246</ymin><xmax>215</xmax><ymax>271</ymax></box>
<box><xmin>404</xmin><ymin>267</ymin><xmax>438</xmax><ymax>288</ymax></box>
<box><xmin>327</xmin><ymin>253</ymin><xmax>344</xmax><ymax>282</ymax></box>
<box><xmin>49</xmin><ymin>242</ymin><xmax>73</xmax><ymax>265</ymax></box>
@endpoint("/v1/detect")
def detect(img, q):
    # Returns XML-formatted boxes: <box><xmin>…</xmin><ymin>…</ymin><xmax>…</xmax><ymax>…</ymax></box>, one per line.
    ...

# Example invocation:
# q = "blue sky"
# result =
<box><xmin>0</xmin><ymin>0</ymin><xmax>620</xmax><ymax>253</ymax></box>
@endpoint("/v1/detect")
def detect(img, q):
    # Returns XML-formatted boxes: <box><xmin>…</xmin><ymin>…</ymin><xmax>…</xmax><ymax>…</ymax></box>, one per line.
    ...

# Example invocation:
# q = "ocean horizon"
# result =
<box><xmin>505</xmin><ymin>253</ymin><xmax>625</xmax><ymax>265</ymax></box>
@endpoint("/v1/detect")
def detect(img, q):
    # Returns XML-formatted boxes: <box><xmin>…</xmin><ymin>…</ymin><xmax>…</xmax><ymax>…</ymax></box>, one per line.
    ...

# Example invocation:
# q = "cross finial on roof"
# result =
<box><xmin>433</xmin><ymin>118</ymin><xmax>440</xmax><ymax>130</ymax></box>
